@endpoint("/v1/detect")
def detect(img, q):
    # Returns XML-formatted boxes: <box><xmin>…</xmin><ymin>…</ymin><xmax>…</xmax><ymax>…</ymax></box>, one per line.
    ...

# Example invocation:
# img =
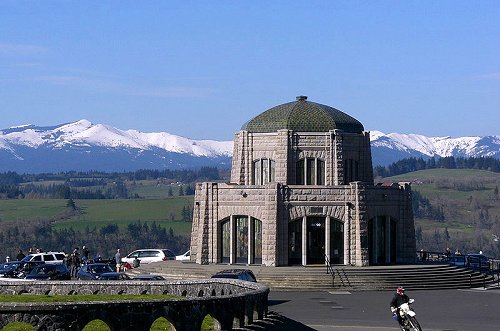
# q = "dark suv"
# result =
<box><xmin>211</xmin><ymin>269</ymin><xmax>257</xmax><ymax>282</ymax></box>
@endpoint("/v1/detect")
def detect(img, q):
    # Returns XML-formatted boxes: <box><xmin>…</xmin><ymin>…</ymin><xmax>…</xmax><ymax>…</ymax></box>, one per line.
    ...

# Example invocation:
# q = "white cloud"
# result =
<box><xmin>31</xmin><ymin>75</ymin><xmax>81</xmax><ymax>84</ymax></box>
<box><xmin>28</xmin><ymin>74</ymin><xmax>216</xmax><ymax>98</ymax></box>
<box><xmin>0</xmin><ymin>43</ymin><xmax>49</xmax><ymax>56</ymax></box>
<box><xmin>131</xmin><ymin>87</ymin><xmax>217</xmax><ymax>98</ymax></box>
<box><xmin>478</xmin><ymin>72</ymin><xmax>500</xmax><ymax>80</ymax></box>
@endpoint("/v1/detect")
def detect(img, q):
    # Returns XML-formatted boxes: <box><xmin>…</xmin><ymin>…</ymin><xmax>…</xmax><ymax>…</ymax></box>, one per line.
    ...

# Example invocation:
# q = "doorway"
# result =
<box><xmin>307</xmin><ymin>217</ymin><xmax>325</xmax><ymax>264</ymax></box>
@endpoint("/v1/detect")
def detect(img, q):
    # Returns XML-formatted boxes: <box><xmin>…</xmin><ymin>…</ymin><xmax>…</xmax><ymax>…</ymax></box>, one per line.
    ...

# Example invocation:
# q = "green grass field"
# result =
<box><xmin>0</xmin><ymin>199</ymin><xmax>67</xmax><ymax>221</ymax></box>
<box><xmin>0</xmin><ymin>197</ymin><xmax>194</xmax><ymax>235</ymax></box>
<box><xmin>386</xmin><ymin>168</ymin><xmax>500</xmax><ymax>221</ymax></box>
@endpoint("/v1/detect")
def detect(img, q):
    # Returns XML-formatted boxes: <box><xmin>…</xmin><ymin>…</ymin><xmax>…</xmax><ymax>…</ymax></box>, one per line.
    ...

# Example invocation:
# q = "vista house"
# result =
<box><xmin>190</xmin><ymin>96</ymin><xmax>416</xmax><ymax>266</ymax></box>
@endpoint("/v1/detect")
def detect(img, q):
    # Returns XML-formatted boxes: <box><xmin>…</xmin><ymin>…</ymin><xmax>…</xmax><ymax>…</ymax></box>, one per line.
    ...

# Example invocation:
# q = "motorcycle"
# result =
<box><xmin>395</xmin><ymin>299</ymin><xmax>422</xmax><ymax>331</ymax></box>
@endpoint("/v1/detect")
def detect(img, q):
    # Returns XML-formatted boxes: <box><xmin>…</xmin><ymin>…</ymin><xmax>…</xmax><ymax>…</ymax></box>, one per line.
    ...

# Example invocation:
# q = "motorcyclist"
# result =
<box><xmin>390</xmin><ymin>286</ymin><xmax>410</xmax><ymax>327</ymax></box>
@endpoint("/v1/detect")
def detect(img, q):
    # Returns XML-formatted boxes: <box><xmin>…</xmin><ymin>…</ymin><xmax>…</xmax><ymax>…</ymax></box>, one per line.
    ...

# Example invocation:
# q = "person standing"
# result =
<box><xmin>115</xmin><ymin>249</ymin><xmax>121</xmax><ymax>272</ymax></box>
<box><xmin>16</xmin><ymin>249</ymin><xmax>26</xmax><ymax>261</ymax></box>
<box><xmin>82</xmin><ymin>245</ymin><xmax>90</xmax><ymax>262</ymax></box>
<box><xmin>70</xmin><ymin>247</ymin><xmax>81</xmax><ymax>278</ymax></box>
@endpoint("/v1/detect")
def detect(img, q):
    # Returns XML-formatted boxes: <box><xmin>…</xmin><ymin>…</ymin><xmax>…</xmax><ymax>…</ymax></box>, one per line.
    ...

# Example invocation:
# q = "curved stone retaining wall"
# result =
<box><xmin>0</xmin><ymin>279</ymin><xmax>269</xmax><ymax>331</ymax></box>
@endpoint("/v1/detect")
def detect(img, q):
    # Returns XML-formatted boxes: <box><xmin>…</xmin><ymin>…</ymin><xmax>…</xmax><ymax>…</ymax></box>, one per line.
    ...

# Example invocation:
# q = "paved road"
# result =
<box><xmin>265</xmin><ymin>288</ymin><xmax>500</xmax><ymax>331</ymax></box>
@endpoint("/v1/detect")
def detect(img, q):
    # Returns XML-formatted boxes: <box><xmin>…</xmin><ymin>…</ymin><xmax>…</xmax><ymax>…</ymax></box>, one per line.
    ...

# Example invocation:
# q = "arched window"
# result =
<box><xmin>296</xmin><ymin>158</ymin><xmax>325</xmax><ymax>185</ymax></box>
<box><xmin>219</xmin><ymin>216</ymin><xmax>262</xmax><ymax>265</ymax></box>
<box><xmin>253</xmin><ymin>159</ymin><xmax>275</xmax><ymax>185</ymax></box>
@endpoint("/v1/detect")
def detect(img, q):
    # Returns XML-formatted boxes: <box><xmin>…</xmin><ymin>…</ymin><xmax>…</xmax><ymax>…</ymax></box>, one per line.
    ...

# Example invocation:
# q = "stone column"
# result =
<box><xmin>248</xmin><ymin>215</ymin><xmax>254</xmax><ymax>265</ymax></box>
<box><xmin>302</xmin><ymin>216</ymin><xmax>307</xmax><ymax>265</ymax></box>
<box><xmin>344</xmin><ymin>203</ymin><xmax>351</xmax><ymax>265</ymax></box>
<box><xmin>230</xmin><ymin>215</ymin><xmax>235</xmax><ymax>264</ymax></box>
<box><xmin>325</xmin><ymin>216</ymin><xmax>331</xmax><ymax>263</ymax></box>
<box><xmin>385</xmin><ymin>216</ymin><xmax>391</xmax><ymax>264</ymax></box>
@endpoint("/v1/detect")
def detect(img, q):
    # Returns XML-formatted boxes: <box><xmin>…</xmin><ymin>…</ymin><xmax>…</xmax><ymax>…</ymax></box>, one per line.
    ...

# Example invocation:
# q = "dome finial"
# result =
<box><xmin>296</xmin><ymin>95</ymin><xmax>307</xmax><ymax>101</ymax></box>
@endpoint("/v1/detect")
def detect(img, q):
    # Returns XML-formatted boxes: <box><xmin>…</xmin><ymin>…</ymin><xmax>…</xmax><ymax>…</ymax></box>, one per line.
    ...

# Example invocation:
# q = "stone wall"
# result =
<box><xmin>191</xmin><ymin>180</ymin><xmax>416</xmax><ymax>267</ymax></box>
<box><xmin>192</xmin><ymin>128</ymin><xmax>414</xmax><ymax>267</ymax></box>
<box><xmin>0</xmin><ymin>279</ymin><xmax>269</xmax><ymax>331</ymax></box>
<box><xmin>229</xmin><ymin>130</ymin><xmax>373</xmax><ymax>187</ymax></box>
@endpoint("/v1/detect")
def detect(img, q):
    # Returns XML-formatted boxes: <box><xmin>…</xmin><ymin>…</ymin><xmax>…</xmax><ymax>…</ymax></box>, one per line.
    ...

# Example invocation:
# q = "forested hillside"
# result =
<box><xmin>0</xmin><ymin>168</ymin><xmax>222</xmax><ymax>260</ymax></box>
<box><xmin>387</xmin><ymin>168</ymin><xmax>500</xmax><ymax>257</ymax></box>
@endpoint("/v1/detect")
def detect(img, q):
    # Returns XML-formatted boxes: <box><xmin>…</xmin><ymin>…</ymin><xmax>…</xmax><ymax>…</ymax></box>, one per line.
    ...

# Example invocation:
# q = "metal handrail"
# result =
<box><xmin>325</xmin><ymin>254</ymin><xmax>335</xmax><ymax>287</ymax></box>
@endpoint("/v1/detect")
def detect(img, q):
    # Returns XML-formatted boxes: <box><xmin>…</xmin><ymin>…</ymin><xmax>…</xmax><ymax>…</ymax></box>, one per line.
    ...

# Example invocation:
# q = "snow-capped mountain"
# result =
<box><xmin>0</xmin><ymin>120</ymin><xmax>233</xmax><ymax>173</ymax></box>
<box><xmin>369</xmin><ymin>131</ymin><xmax>499</xmax><ymax>166</ymax></box>
<box><xmin>0</xmin><ymin>120</ymin><xmax>498</xmax><ymax>173</ymax></box>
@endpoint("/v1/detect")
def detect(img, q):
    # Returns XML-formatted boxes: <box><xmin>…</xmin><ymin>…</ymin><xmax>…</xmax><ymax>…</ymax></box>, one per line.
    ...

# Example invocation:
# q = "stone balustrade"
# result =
<box><xmin>0</xmin><ymin>279</ymin><xmax>269</xmax><ymax>331</ymax></box>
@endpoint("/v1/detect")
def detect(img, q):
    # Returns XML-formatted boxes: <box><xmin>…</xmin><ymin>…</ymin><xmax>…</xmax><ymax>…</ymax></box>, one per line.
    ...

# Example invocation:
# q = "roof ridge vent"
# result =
<box><xmin>296</xmin><ymin>95</ymin><xmax>308</xmax><ymax>101</ymax></box>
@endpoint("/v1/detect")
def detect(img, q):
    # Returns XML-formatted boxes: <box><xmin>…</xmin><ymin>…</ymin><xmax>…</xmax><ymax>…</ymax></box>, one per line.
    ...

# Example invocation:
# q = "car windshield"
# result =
<box><xmin>89</xmin><ymin>265</ymin><xmax>113</xmax><ymax>274</ymax></box>
<box><xmin>213</xmin><ymin>274</ymin><xmax>238</xmax><ymax>279</ymax></box>
<box><xmin>21</xmin><ymin>256</ymin><xmax>32</xmax><ymax>262</ymax></box>
<box><xmin>162</xmin><ymin>250</ymin><xmax>175</xmax><ymax>258</ymax></box>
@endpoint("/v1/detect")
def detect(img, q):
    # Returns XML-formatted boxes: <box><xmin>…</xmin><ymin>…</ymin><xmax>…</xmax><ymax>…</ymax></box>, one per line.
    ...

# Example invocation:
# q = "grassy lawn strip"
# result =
<box><xmin>0</xmin><ymin>294</ymin><xmax>179</xmax><ymax>303</ymax></box>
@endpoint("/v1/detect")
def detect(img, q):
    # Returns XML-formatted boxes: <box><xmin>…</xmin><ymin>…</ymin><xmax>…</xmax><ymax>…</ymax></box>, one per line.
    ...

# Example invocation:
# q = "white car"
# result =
<box><xmin>21</xmin><ymin>252</ymin><xmax>66</xmax><ymax>264</ymax></box>
<box><xmin>176</xmin><ymin>250</ymin><xmax>191</xmax><ymax>261</ymax></box>
<box><xmin>121</xmin><ymin>249</ymin><xmax>175</xmax><ymax>264</ymax></box>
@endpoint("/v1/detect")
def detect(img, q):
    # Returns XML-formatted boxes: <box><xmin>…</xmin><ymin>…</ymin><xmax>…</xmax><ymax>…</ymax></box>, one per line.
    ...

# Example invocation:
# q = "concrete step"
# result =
<box><xmin>133</xmin><ymin>261</ymin><xmax>497</xmax><ymax>291</ymax></box>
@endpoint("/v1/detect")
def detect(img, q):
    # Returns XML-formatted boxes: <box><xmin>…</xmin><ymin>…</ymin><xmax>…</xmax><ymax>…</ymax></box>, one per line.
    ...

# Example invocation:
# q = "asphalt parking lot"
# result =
<box><xmin>266</xmin><ymin>288</ymin><xmax>500</xmax><ymax>331</ymax></box>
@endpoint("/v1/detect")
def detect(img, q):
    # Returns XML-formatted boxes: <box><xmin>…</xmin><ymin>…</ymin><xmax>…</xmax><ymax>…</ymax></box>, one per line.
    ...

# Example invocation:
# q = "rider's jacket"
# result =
<box><xmin>390</xmin><ymin>293</ymin><xmax>410</xmax><ymax>309</ymax></box>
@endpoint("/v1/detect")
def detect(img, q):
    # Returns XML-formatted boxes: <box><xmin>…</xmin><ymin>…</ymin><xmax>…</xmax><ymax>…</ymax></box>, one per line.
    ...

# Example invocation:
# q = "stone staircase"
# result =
<box><xmin>134</xmin><ymin>261</ymin><xmax>497</xmax><ymax>291</ymax></box>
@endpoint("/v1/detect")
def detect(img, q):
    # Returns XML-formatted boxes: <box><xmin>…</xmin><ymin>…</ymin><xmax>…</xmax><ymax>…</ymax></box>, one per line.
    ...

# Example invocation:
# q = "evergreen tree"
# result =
<box><xmin>66</xmin><ymin>198</ymin><xmax>76</xmax><ymax>210</ymax></box>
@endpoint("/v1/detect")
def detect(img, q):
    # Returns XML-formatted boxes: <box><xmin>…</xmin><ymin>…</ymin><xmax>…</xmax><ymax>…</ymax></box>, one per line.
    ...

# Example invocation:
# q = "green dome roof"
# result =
<box><xmin>241</xmin><ymin>96</ymin><xmax>364</xmax><ymax>133</ymax></box>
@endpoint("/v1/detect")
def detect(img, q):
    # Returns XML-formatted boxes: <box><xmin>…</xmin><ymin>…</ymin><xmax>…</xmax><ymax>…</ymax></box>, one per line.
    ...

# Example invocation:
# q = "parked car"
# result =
<box><xmin>0</xmin><ymin>261</ymin><xmax>22</xmax><ymax>277</ymax></box>
<box><xmin>121</xmin><ymin>249</ymin><xmax>175</xmax><ymax>265</ymax></box>
<box><xmin>448</xmin><ymin>255</ymin><xmax>466</xmax><ymax>267</ymax></box>
<box><xmin>21</xmin><ymin>252</ymin><xmax>66</xmax><ymax>264</ymax></box>
<box><xmin>132</xmin><ymin>274</ymin><xmax>166</xmax><ymax>281</ymax></box>
<box><xmin>211</xmin><ymin>269</ymin><xmax>257</xmax><ymax>282</ymax></box>
<box><xmin>175</xmin><ymin>250</ymin><xmax>191</xmax><ymax>261</ymax></box>
<box><xmin>3</xmin><ymin>261</ymin><xmax>45</xmax><ymax>278</ymax></box>
<box><xmin>465</xmin><ymin>254</ymin><xmax>490</xmax><ymax>271</ymax></box>
<box><xmin>77</xmin><ymin>263</ymin><xmax>115</xmax><ymax>280</ymax></box>
<box><xmin>98</xmin><ymin>272</ymin><xmax>131</xmax><ymax>280</ymax></box>
<box><xmin>25</xmin><ymin>263</ymin><xmax>71</xmax><ymax>280</ymax></box>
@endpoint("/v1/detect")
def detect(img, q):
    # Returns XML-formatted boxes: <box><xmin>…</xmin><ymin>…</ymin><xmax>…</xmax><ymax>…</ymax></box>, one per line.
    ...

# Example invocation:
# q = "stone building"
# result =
<box><xmin>190</xmin><ymin>96</ymin><xmax>416</xmax><ymax>266</ymax></box>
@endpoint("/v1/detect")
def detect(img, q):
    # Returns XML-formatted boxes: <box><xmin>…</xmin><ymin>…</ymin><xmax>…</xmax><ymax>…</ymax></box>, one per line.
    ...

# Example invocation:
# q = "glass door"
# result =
<box><xmin>307</xmin><ymin>217</ymin><xmax>325</xmax><ymax>264</ymax></box>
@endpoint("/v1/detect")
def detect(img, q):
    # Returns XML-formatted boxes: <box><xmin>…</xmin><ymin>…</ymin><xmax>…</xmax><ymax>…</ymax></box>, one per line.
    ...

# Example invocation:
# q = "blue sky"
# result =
<box><xmin>0</xmin><ymin>1</ymin><xmax>499</xmax><ymax>140</ymax></box>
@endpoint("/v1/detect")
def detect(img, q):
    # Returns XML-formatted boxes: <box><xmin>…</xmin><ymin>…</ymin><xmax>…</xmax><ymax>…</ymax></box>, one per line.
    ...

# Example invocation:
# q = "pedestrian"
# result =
<box><xmin>71</xmin><ymin>247</ymin><xmax>81</xmax><ymax>278</ymax></box>
<box><xmin>115</xmin><ymin>249</ymin><xmax>121</xmax><ymax>272</ymax></box>
<box><xmin>16</xmin><ymin>249</ymin><xmax>26</xmax><ymax>261</ymax></box>
<box><xmin>133</xmin><ymin>256</ymin><xmax>140</xmax><ymax>268</ymax></box>
<box><xmin>82</xmin><ymin>245</ymin><xmax>90</xmax><ymax>263</ymax></box>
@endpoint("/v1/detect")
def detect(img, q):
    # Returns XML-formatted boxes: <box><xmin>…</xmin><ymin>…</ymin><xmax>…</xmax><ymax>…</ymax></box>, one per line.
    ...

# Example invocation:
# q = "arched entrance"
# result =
<box><xmin>368</xmin><ymin>216</ymin><xmax>397</xmax><ymax>265</ymax></box>
<box><xmin>288</xmin><ymin>219</ymin><xmax>302</xmax><ymax>265</ymax></box>
<box><xmin>219</xmin><ymin>216</ymin><xmax>262</xmax><ymax>264</ymax></box>
<box><xmin>307</xmin><ymin>217</ymin><xmax>325</xmax><ymax>264</ymax></box>
<box><xmin>288</xmin><ymin>217</ymin><xmax>344</xmax><ymax>265</ymax></box>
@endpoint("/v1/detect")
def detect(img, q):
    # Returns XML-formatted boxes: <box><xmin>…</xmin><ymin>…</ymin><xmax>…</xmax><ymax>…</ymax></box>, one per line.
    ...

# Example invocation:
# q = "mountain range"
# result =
<box><xmin>0</xmin><ymin>120</ymin><xmax>498</xmax><ymax>173</ymax></box>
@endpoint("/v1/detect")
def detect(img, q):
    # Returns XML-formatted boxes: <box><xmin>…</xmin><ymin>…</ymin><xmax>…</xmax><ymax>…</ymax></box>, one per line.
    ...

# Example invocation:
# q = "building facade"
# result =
<box><xmin>190</xmin><ymin>96</ymin><xmax>416</xmax><ymax>266</ymax></box>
